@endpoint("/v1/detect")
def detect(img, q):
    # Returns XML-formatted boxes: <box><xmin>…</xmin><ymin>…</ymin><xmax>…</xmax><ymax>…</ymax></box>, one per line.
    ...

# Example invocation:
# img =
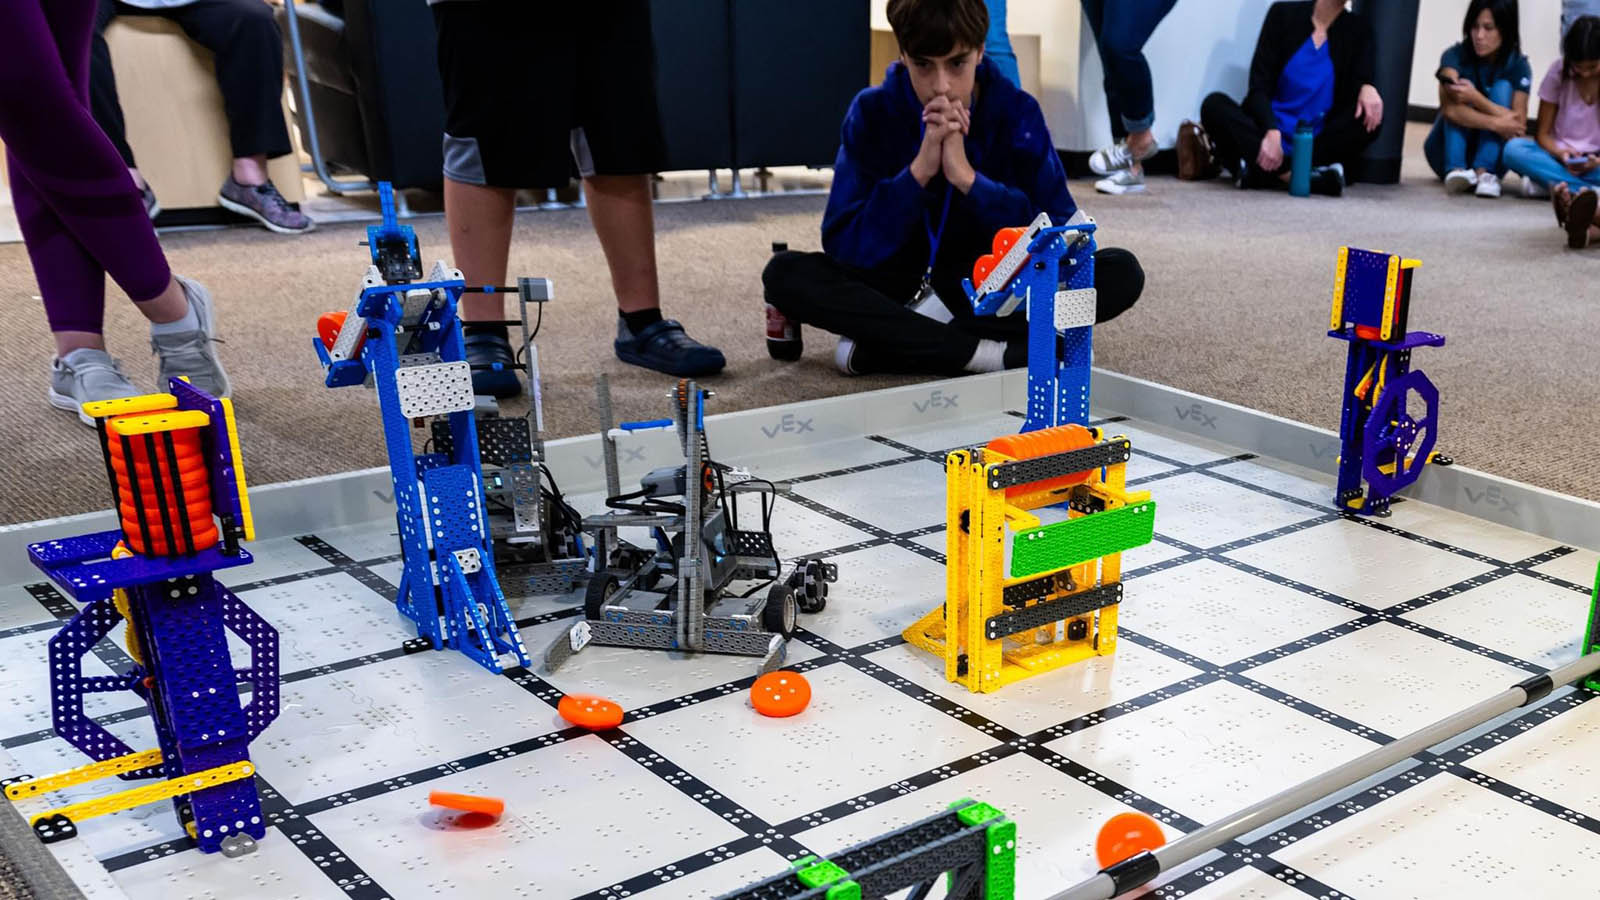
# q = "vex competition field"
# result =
<box><xmin>1</xmin><ymin>376</ymin><xmax>1597</xmax><ymax>900</ymax></box>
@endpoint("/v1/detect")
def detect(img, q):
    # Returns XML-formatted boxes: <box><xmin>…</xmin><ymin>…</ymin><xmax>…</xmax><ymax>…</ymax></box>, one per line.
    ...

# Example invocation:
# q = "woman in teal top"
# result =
<box><xmin>1423</xmin><ymin>0</ymin><xmax>1533</xmax><ymax>198</ymax></box>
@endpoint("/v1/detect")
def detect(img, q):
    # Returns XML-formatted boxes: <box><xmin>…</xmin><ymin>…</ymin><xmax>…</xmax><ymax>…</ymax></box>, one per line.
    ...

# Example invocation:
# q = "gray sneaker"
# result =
<box><xmin>151</xmin><ymin>276</ymin><xmax>231</xmax><ymax>398</ymax></box>
<box><xmin>217</xmin><ymin>176</ymin><xmax>314</xmax><ymax>234</ymax></box>
<box><xmin>49</xmin><ymin>348</ymin><xmax>143</xmax><ymax>426</ymax></box>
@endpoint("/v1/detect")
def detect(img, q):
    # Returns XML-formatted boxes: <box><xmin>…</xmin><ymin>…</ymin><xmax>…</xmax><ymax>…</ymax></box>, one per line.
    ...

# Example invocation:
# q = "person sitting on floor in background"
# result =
<box><xmin>1424</xmin><ymin>0</ymin><xmax>1532</xmax><ymax>199</ymax></box>
<box><xmin>1504</xmin><ymin>16</ymin><xmax>1600</xmax><ymax>248</ymax></box>
<box><xmin>1179</xmin><ymin>0</ymin><xmax>1382</xmax><ymax>197</ymax></box>
<box><xmin>91</xmin><ymin>0</ymin><xmax>313</xmax><ymax>234</ymax></box>
<box><xmin>761</xmin><ymin>0</ymin><xmax>1141</xmax><ymax>378</ymax></box>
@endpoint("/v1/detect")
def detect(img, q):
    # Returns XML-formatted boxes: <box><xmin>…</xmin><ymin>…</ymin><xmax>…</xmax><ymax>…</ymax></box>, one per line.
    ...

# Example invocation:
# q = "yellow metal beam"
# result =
<box><xmin>4</xmin><ymin>749</ymin><xmax>164</xmax><ymax>801</ymax></box>
<box><xmin>28</xmin><ymin>760</ymin><xmax>255</xmax><ymax>828</ymax></box>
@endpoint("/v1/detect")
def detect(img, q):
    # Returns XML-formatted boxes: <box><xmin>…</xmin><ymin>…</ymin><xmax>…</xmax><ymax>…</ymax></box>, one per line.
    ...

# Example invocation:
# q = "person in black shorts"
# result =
<box><xmin>430</xmin><ymin>0</ymin><xmax>725</xmax><ymax>395</ymax></box>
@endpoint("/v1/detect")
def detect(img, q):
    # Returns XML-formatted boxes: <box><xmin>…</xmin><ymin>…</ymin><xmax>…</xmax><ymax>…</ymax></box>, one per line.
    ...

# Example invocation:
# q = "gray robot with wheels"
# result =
<box><xmin>544</xmin><ymin>377</ymin><xmax>837</xmax><ymax>674</ymax></box>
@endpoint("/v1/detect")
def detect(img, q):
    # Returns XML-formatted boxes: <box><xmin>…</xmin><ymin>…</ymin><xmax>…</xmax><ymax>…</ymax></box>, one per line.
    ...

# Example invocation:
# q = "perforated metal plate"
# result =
<box><xmin>1052</xmin><ymin>288</ymin><xmax>1097</xmax><ymax>331</ymax></box>
<box><xmin>987</xmin><ymin>440</ymin><xmax>1132</xmax><ymax>490</ymax></box>
<box><xmin>394</xmin><ymin>361</ymin><xmax>474</xmax><ymax>419</ymax></box>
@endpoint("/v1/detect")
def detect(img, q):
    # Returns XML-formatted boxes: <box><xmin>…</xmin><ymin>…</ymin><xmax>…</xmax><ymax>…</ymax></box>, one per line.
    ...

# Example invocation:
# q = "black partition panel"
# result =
<box><xmin>651</xmin><ymin>0</ymin><xmax>736</xmax><ymax>172</ymax></box>
<box><xmin>729</xmin><ymin>0</ymin><xmax>869</xmax><ymax>168</ymax></box>
<box><xmin>1352</xmin><ymin>0</ymin><xmax>1420</xmax><ymax>185</ymax></box>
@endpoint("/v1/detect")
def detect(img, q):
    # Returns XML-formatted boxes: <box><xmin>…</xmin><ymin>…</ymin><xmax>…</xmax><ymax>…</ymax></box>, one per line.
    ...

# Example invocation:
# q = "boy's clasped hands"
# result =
<box><xmin>911</xmin><ymin>95</ymin><xmax>977</xmax><ymax>192</ymax></box>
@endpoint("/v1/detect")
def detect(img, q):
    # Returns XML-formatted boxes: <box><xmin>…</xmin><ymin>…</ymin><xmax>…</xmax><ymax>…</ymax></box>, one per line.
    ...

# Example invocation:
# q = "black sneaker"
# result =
<box><xmin>464</xmin><ymin>330</ymin><xmax>523</xmax><ymax>398</ymax></box>
<box><xmin>614</xmin><ymin>318</ymin><xmax>725</xmax><ymax>377</ymax></box>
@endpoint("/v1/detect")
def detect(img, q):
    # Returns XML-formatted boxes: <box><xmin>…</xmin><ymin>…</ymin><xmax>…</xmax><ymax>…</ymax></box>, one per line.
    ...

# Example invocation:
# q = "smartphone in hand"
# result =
<box><xmin>1435</xmin><ymin>68</ymin><xmax>1460</xmax><ymax>86</ymax></box>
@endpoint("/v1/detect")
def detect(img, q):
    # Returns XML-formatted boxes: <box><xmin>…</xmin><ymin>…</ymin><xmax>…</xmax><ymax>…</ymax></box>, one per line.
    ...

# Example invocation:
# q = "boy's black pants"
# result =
<box><xmin>762</xmin><ymin>248</ymin><xmax>1143</xmax><ymax>376</ymax></box>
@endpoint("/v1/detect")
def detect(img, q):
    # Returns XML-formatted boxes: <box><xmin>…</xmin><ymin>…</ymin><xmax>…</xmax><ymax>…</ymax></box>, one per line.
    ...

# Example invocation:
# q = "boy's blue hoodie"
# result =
<box><xmin>821</xmin><ymin>59</ymin><xmax>1078</xmax><ymax>298</ymax></box>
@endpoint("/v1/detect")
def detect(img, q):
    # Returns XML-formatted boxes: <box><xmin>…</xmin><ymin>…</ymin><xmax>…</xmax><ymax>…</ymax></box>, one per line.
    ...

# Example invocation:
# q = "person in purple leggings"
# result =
<box><xmin>0</xmin><ymin>0</ymin><xmax>229</xmax><ymax>426</ymax></box>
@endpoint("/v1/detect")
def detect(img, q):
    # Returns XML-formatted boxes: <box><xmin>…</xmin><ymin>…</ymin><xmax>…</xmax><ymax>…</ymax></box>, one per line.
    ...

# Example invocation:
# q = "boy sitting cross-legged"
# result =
<box><xmin>762</xmin><ymin>0</ymin><xmax>1143</xmax><ymax>376</ymax></box>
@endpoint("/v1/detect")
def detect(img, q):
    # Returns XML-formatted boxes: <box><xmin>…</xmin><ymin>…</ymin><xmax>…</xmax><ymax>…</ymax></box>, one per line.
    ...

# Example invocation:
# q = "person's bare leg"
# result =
<box><xmin>443</xmin><ymin>178</ymin><xmax>517</xmax><ymax>322</ymax></box>
<box><xmin>1127</xmin><ymin>128</ymin><xmax>1156</xmax><ymax>173</ymax></box>
<box><xmin>52</xmin><ymin>276</ymin><xmax>186</xmax><ymax>358</ymax></box>
<box><xmin>583</xmin><ymin>174</ymin><xmax>660</xmax><ymax>313</ymax></box>
<box><xmin>231</xmin><ymin>154</ymin><xmax>271</xmax><ymax>187</ymax></box>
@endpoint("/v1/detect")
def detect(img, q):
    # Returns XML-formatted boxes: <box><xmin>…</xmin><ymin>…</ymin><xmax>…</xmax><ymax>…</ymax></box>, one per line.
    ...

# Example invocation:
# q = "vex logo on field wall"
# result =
<box><xmin>762</xmin><ymin>414</ymin><xmax>815</xmax><ymax>439</ymax></box>
<box><xmin>1173</xmin><ymin>403</ymin><xmax>1217</xmax><ymax>429</ymax></box>
<box><xmin>914</xmin><ymin>390</ymin><xmax>959</xmax><ymax>413</ymax></box>
<box><xmin>1464</xmin><ymin>485</ymin><xmax>1520</xmax><ymax>517</ymax></box>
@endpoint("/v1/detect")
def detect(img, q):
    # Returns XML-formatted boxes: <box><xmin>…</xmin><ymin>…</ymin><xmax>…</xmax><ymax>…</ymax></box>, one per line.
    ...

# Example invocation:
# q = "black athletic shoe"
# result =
<box><xmin>614</xmin><ymin>318</ymin><xmax>725</xmax><ymax>377</ymax></box>
<box><xmin>465</xmin><ymin>331</ymin><xmax>522</xmax><ymax>398</ymax></box>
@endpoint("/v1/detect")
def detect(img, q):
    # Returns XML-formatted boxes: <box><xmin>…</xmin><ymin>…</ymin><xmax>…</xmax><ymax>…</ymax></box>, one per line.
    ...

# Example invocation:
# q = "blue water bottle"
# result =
<box><xmin>1289</xmin><ymin>121</ymin><xmax>1314</xmax><ymax>197</ymax></box>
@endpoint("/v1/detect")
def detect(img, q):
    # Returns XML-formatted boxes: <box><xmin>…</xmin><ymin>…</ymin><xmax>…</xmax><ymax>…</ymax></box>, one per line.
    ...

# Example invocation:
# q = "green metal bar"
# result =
<box><xmin>1009</xmin><ymin>502</ymin><xmax>1156</xmax><ymax>579</ymax></box>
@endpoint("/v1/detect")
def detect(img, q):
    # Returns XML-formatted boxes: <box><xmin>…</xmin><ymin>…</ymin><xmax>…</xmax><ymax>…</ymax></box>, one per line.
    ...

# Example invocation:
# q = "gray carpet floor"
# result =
<box><xmin>1</xmin><ymin>124</ymin><xmax>1595</xmax><ymax>526</ymax></box>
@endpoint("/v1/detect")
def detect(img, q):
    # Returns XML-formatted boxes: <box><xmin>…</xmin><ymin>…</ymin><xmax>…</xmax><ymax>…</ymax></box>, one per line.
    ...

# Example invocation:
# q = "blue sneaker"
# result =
<box><xmin>614</xmin><ymin>318</ymin><xmax>725</xmax><ymax>377</ymax></box>
<box><xmin>464</xmin><ymin>330</ymin><xmax>522</xmax><ymax>398</ymax></box>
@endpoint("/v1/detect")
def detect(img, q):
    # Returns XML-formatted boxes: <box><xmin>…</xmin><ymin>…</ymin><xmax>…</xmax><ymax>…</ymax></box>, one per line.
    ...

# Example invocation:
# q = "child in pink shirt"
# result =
<box><xmin>1502</xmin><ymin>16</ymin><xmax>1600</xmax><ymax>247</ymax></box>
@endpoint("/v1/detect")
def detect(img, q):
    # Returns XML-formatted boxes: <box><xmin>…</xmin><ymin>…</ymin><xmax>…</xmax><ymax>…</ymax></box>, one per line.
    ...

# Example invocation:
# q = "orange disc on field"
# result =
<box><xmin>428</xmin><ymin>791</ymin><xmax>504</xmax><ymax>817</ymax></box>
<box><xmin>751</xmin><ymin>671</ymin><xmax>811</xmax><ymax>717</ymax></box>
<box><xmin>1095</xmin><ymin>812</ymin><xmax>1165</xmax><ymax>868</ymax></box>
<box><xmin>558</xmin><ymin>693</ymin><xmax>625</xmax><ymax>730</ymax></box>
<box><xmin>317</xmin><ymin>311</ymin><xmax>348</xmax><ymax>350</ymax></box>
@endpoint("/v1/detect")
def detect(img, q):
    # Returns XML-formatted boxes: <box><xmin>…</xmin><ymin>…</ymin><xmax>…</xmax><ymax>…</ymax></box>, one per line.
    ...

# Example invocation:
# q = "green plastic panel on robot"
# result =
<box><xmin>1009</xmin><ymin>502</ymin><xmax>1157</xmax><ymax>579</ymax></box>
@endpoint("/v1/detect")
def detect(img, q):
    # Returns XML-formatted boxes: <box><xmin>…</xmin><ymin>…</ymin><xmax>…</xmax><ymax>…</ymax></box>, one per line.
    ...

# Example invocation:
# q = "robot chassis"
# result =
<box><xmin>545</xmin><ymin>377</ymin><xmax>837</xmax><ymax>674</ymax></box>
<box><xmin>315</xmin><ymin>182</ymin><xmax>583</xmax><ymax>674</ymax></box>
<box><xmin>8</xmin><ymin>381</ymin><xmax>277</xmax><ymax>857</ymax></box>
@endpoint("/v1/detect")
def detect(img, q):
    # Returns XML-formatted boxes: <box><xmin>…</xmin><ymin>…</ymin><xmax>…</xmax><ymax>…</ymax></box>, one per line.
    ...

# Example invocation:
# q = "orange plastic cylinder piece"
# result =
<box><xmin>986</xmin><ymin>423</ymin><xmax>1096</xmax><ymax>497</ymax></box>
<box><xmin>557</xmin><ymin>694</ymin><xmax>625</xmax><ymax>730</ymax></box>
<box><xmin>428</xmin><ymin>791</ymin><xmax>504</xmax><ymax>817</ymax></box>
<box><xmin>317</xmin><ymin>311</ymin><xmax>349</xmax><ymax>351</ymax></box>
<box><xmin>1095</xmin><ymin>812</ymin><xmax>1165</xmax><ymax>867</ymax></box>
<box><xmin>751</xmin><ymin>671</ymin><xmax>811</xmax><ymax>717</ymax></box>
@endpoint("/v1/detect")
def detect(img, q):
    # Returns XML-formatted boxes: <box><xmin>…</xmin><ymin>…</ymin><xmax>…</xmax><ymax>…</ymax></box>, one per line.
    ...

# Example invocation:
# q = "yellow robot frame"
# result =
<box><xmin>904</xmin><ymin>428</ymin><xmax>1155</xmax><ymax>692</ymax></box>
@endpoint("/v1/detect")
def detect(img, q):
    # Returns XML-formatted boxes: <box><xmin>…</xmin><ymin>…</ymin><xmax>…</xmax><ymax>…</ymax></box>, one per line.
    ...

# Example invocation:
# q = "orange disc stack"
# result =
<box><xmin>986</xmin><ymin>424</ymin><xmax>1096</xmax><ymax>498</ymax></box>
<box><xmin>105</xmin><ymin>416</ymin><xmax>216</xmax><ymax>556</ymax></box>
<box><xmin>971</xmin><ymin>226</ymin><xmax>1029</xmax><ymax>288</ymax></box>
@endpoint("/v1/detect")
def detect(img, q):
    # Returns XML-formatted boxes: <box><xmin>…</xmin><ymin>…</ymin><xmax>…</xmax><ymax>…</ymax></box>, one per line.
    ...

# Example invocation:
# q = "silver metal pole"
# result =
<box><xmin>1049</xmin><ymin>651</ymin><xmax>1600</xmax><ymax>900</ymax></box>
<box><xmin>681</xmin><ymin>382</ymin><xmax>705</xmax><ymax>652</ymax></box>
<box><xmin>282</xmin><ymin>0</ymin><xmax>375</xmax><ymax>196</ymax></box>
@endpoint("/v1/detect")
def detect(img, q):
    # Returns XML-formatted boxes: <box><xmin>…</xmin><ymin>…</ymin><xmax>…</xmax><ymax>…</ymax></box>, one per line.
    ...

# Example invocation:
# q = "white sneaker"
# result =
<box><xmin>150</xmin><ymin>275</ymin><xmax>231</xmax><ymax>398</ymax></box>
<box><xmin>1475</xmin><ymin>172</ymin><xmax>1502</xmax><ymax>198</ymax></box>
<box><xmin>1444</xmin><ymin>169</ymin><xmax>1476</xmax><ymax>194</ymax></box>
<box><xmin>1095</xmin><ymin>169</ymin><xmax>1147</xmax><ymax>195</ymax></box>
<box><xmin>49</xmin><ymin>348</ymin><xmax>143</xmax><ymax>427</ymax></box>
<box><xmin>833</xmin><ymin>337</ymin><xmax>859</xmax><ymax>376</ymax></box>
<box><xmin>1520</xmin><ymin>176</ymin><xmax>1549</xmax><ymax>199</ymax></box>
<box><xmin>1088</xmin><ymin>139</ymin><xmax>1156</xmax><ymax>176</ymax></box>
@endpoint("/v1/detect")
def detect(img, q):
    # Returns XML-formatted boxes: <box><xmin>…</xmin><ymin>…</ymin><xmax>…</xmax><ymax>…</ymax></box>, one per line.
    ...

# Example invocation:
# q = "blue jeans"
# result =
<box><xmin>1082</xmin><ymin>0</ymin><xmax>1181</xmax><ymax>137</ymax></box>
<box><xmin>1422</xmin><ymin>79</ymin><xmax>1514</xmax><ymax>177</ymax></box>
<box><xmin>984</xmin><ymin>0</ymin><xmax>1020</xmax><ymax>88</ymax></box>
<box><xmin>1503</xmin><ymin>137</ymin><xmax>1600</xmax><ymax>190</ymax></box>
